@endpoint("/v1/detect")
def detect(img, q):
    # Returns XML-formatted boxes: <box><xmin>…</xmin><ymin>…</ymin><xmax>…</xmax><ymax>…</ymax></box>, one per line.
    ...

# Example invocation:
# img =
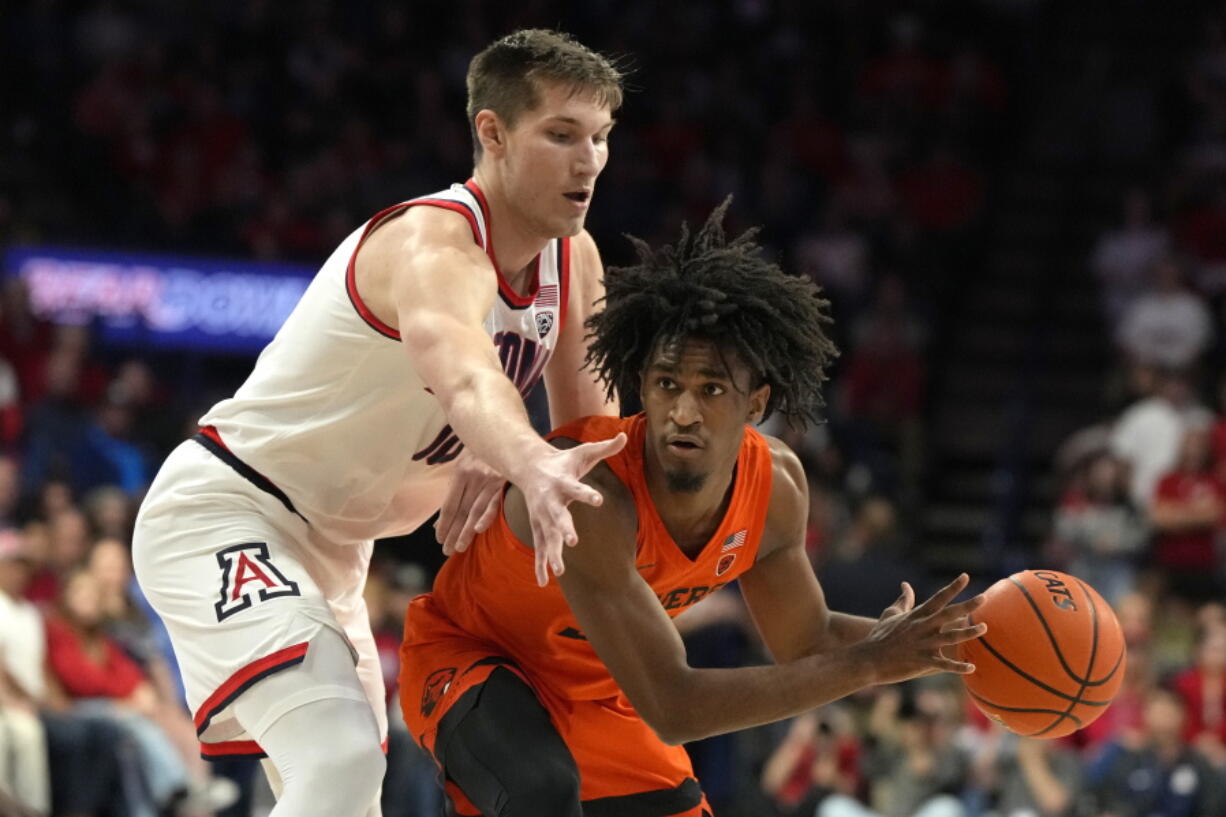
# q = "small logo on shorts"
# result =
<box><xmin>421</xmin><ymin>668</ymin><xmax>456</xmax><ymax>717</ymax></box>
<box><xmin>214</xmin><ymin>542</ymin><xmax>301</xmax><ymax>622</ymax></box>
<box><xmin>715</xmin><ymin>553</ymin><xmax>737</xmax><ymax>577</ymax></box>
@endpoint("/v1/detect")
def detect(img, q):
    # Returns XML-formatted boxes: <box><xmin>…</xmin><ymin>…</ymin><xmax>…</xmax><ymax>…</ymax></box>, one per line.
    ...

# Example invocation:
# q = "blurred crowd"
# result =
<box><xmin>4</xmin><ymin>1</ymin><xmax>1226</xmax><ymax>817</ymax></box>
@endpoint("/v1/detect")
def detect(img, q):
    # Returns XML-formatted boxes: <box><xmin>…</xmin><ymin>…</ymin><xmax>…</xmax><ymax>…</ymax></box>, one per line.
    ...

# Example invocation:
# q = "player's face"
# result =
<box><xmin>501</xmin><ymin>81</ymin><xmax>614</xmax><ymax>238</ymax></box>
<box><xmin>640</xmin><ymin>338</ymin><xmax>769</xmax><ymax>494</ymax></box>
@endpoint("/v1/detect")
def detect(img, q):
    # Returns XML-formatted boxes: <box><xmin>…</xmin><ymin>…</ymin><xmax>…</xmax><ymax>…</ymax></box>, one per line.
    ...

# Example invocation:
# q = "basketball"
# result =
<box><xmin>956</xmin><ymin>570</ymin><xmax>1126</xmax><ymax>738</ymax></box>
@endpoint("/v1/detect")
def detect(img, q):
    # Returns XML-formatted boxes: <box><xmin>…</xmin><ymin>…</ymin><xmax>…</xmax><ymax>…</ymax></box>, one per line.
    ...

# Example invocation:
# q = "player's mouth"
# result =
<box><xmin>563</xmin><ymin>190</ymin><xmax>592</xmax><ymax>209</ymax></box>
<box><xmin>665</xmin><ymin>435</ymin><xmax>705</xmax><ymax>458</ymax></box>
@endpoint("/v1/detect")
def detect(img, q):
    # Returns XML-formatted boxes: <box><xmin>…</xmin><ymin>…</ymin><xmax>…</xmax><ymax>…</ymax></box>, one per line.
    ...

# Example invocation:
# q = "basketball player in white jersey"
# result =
<box><xmin>132</xmin><ymin>30</ymin><xmax>625</xmax><ymax>817</ymax></box>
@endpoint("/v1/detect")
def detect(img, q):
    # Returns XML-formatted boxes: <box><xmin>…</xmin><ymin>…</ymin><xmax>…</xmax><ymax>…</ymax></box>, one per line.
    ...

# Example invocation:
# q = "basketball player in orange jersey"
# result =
<box><xmin>132</xmin><ymin>30</ymin><xmax>627</xmax><ymax>817</ymax></box>
<box><xmin>400</xmin><ymin>202</ymin><xmax>990</xmax><ymax>817</ymax></box>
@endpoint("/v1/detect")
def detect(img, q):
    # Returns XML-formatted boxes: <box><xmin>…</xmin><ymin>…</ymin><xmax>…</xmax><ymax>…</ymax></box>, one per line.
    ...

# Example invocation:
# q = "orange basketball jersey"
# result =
<box><xmin>419</xmin><ymin>413</ymin><xmax>774</xmax><ymax>702</ymax></box>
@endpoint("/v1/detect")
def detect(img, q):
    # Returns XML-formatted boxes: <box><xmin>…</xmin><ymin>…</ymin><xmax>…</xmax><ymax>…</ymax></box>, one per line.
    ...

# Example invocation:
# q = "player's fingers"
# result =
<box><xmin>883</xmin><ymin>582</ymin><xmax>912</xmax><ymax>617</ymax></box>
<box><xmin>572</xmin><ymin>433</ymin><xmax>627</xmax><ymax>476</ymax></box>
<box><xmin>937</xmin><ymin>622</ymin><xmax>988</xmax><ymax>645</ymax></box>
<box><xmin>914</xmin><ymin>573</ymin><xmax>970</xmax><ymax>617</ymax></box>
<box><xmin>939</xmin><ymin>594</ymin><xmax>987</xmax><ymax>622</ymax></box>
<box><xmin>931</xmin><ymin>655</ymin><xmax>976</xmax><ymax>675</ymax></box>
<box><xmin>453</xmin><ymin>486</ymin><xmax>499</xmax><ymax>554</ymax></box>
<box><xmin>472</xmin><ymin>489</ymin><xmax>502</xmax><ymax>534</ymax></box>
<box><xmin>562</xmin><ymin>477</ymin><xmax>604</xmax><ymax>508</ymax></box>
<box><xmin>435</xmin><ymin>486</ymin><xmax>468</xmax><ymax>554</ymax></box>
<box><xmin>895</xmin><ymin>581</ymin><xmax>915</xmax><ymax>613</ymax></box>
<box><xmin>530</xmin><ymin>516</ymin><xmax>550</xmax><ymax>587</ymax></box>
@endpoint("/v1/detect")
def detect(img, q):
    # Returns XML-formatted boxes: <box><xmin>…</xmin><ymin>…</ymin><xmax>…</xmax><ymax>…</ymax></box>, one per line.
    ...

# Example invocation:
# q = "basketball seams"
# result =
<box><xmin>964</xmin><ymin>688</ymin><xmax>1084</xmax><ymax>727</ymax></box>
<box><xmin>968</xmin><ymin>616</ymin><xmax>1111</xmax><ymax>707</ymax></box>
<box><xmin>1032</xmin><ymin>578</ymin><xmax>1100</xmax><ymax>737</ymax></box>
<box><xmin>1008</xmin><ymin>576</ymin><xmax>1088</xmax><ymax>686</ymax></box>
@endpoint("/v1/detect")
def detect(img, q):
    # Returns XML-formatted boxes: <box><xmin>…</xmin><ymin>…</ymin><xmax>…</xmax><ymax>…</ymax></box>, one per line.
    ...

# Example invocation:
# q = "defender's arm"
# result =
<box><xmin>364</xmin><ymin>208</ymin><xmax>624</xmax><ymax>583</ymax></box>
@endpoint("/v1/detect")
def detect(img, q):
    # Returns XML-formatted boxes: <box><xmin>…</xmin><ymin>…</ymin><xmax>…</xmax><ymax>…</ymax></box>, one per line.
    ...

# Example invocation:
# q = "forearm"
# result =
<box><xmin>655</xmin><ymin>645</ymin><xmax>878</xmax><ymax>745</ymax></box>
<box><xmin>433</xmin><ymin>366</ymin><xmax>551</xmax><ymax>482</ymax></box>
<box><xmin>824</xmin><ymin>612</ymin><xmax>877</xmax><ymax>650</ymax></box>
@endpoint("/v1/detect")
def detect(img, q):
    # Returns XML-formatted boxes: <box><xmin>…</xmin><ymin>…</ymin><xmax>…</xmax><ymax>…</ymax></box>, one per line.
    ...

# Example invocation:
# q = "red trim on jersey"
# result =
<box><xmin>193</xmin><ymin>642</ymin><xmax>310</xmax><ymax>734</ymax></box>
<box><xmin>558</xmin><ymin>237</ymin><xmax>571</xmax><ymax>334</ymax></box>
<box><xmin>345</xmin><ymin>202</ymin><xmax>412</xmax><ymax>340</ymax></box>
<box><xmin>344</xmin><ymin>197</ymin><xmax>486</xmax><ymax>341</ymax></box>
<box><xmin>463</xmin><ymin>179</ymin><xmax>541</xmax><ymax>307</ymax></box>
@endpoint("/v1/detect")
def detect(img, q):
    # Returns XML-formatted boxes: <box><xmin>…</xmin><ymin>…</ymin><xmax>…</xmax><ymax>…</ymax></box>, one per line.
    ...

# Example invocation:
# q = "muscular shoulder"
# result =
<box><xmin>360</xmin><ymin>204</ymin><xmax>483</xmax><ymax>266</ymax></box>
<box><xmin>759</xmin><ymin>435</ymin><xmax>809</xmax><ymax>560</ymax></box>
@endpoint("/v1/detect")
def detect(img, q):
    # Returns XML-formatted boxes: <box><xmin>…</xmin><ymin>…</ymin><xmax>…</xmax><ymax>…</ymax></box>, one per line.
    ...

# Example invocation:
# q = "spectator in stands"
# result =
<box><xmin>0</xmin><ymin>527</ymin><xmax>130</xmax><ymax>817</ymax></box>
<box><xmin>761</xmin><ymin>708</ymin><xmax>863</xmax><ymax>816</ymax></box>
<box><xmin>1087</xmin><ymin>687</ymin><xmax>1226</xmax><ymax>817</ymax></box>
<box><xmin>971</xmin><ymin>730</ymin><xmax>1083</xmax><ymax>817</ymax></box>
<box><xmin>83</xmin><ymin>484</ymin><xmax>134</xmax><ymax>542</ymax></box>
<box><xmin>0</xmin><ymin>530</ymin><xmax>49</xmax><ymax>814</ymax></box>
<box><xmin>1172</xmin><ymin>622</ymin><xmax>1226</xmax><ymax>768</ymax></box>
<box><xmin>1149</xmin><ymin>424</ymin><xmax>1226</xmax><ymax>604</ymax></box>
<box><xmin>45</xmin><ymin>568</ymin><xmax>235</xmax><ymax>816</ymax></box>
<box><xmin>70</xmin><ymin>394</ymin><xmax>150</xmax><ymax>497</ymax></box>
<box><xmin>1116</xmin><ymin>256</ymin><xmax>1213</xmax><ymax>371</ymax></box>
<box><xmin>1111</xmin><ymin>368</ymin><xmax>1212</xmax><ymax>510</ymax></box>
<box><xmin>89</xmin><ymin>537</ymin><xmax>184</xmax><ymax>706</ymax></box>
<box><xmin>819</xmin><ymin>685</ymin><xmax>968</xmax><ymax>817</ymax></box>
<box><xmin>1051</xmin><ymin>452</ymin><xmax>1145</xmax><ymax>604</ymax></box>
<box><xmin>1092</xmin><ymin>188</ymin><xmax>1170</xmax><ymax>328</ymax></box>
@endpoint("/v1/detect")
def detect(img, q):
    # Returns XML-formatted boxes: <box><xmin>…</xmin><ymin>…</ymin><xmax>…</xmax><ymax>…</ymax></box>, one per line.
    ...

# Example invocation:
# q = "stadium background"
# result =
<box><xmin>3</xmin><ymin>1</ymin><xmax>1226</xmax><ymax>815</ymax></box>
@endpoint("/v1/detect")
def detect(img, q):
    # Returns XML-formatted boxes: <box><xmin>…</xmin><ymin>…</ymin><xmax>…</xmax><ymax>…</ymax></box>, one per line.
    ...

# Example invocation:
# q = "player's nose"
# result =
<box><xmin>669</xmin><ymin>390</ymin><xmax>702</xmax><ymax>426</ymax></box>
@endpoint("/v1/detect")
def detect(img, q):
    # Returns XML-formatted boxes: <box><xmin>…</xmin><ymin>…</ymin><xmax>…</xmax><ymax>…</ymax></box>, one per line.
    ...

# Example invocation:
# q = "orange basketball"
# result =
<box><xmin>956</xmin><ymin>569</ymin><xmax>1126</xmax><ymax>738</ymax></box>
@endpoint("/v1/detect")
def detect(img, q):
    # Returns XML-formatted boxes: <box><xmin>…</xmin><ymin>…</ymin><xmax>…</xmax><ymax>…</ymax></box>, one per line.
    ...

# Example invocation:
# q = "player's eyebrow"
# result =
<box><xmin>544</xmin><ymin>115</ymin><xmax>617</xmax><ymax>129</ymax></box>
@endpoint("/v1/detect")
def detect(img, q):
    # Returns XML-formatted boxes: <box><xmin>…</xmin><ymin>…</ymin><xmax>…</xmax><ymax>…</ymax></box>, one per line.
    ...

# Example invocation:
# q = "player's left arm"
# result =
<box><xmin>543</xmin><ymin>230</ymin><xmax>620</xmax><ymax>427</ymax></box>
<box><xmin>737</xmin><ymin>437</ymin><xmax>877</xmax><ymax>664</ymax></box>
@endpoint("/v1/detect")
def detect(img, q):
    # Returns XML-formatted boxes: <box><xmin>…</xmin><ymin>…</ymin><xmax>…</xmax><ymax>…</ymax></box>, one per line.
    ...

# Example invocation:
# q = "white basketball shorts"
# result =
<box><xmin>132</xmin><ymin>438</ymin><xmax>388</xmax><ymax>760</ymax></box>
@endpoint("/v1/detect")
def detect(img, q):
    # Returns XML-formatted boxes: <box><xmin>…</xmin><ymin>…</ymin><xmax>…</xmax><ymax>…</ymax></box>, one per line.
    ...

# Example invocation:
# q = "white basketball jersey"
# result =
<box><xmin>199</xmin><ymin>180</ymin><xmax>570</xmax><ymax>544</ymax></box>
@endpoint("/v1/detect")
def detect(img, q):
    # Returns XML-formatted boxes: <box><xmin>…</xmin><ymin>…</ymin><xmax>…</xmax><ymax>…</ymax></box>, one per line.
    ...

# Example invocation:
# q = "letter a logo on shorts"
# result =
<box><xmin>214</xmin><ymin>542</ymin><xmax>301</xmax><ymax>622</ymax></box>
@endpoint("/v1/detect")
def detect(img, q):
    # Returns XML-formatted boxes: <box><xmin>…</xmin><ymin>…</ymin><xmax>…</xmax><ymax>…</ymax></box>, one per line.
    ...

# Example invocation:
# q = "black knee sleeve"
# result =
<box><xmin>436</xmin><ymin>668</ymin><xmax>581</xmax><ymax>817</ymax></box>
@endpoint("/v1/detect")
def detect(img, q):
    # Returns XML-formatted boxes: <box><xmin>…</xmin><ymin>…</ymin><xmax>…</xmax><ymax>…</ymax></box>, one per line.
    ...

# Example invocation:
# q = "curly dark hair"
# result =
<box><xmin>584</xmin><ymin>199</ymin><xmax>838</xmax><ymax>428</ymax></box>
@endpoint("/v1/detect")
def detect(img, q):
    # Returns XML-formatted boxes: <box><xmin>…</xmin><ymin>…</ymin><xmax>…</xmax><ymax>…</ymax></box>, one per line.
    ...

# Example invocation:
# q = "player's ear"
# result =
<box><xmin>747</xmin><ymin>383</ymin><xmax>770</xmax><ymax>424</ymax></box>
<box><xmin>475</xmin><ymin>110</ymin><xmax>507</xmax><ymax>158</ymax></box>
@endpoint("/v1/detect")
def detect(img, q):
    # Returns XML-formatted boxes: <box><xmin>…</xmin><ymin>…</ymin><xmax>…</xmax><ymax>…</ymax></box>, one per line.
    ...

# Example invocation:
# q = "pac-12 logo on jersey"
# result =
<box><xmin>535</xmin><ymin>311</ymin><xmax>555</xmax><ymax>338</ymax></box>
<box><xmin>214</xmin><ymin>542</ymin><xmax>301</xmax><ymax>622</ymax></box>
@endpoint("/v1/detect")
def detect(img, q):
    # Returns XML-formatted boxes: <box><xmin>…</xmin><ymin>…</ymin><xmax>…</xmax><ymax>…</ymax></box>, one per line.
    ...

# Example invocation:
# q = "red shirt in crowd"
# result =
<box><xmin>1151</xmin><ymin>471</ymin><xmax>1226</xmax><ymax>571</ymax></box>
<box><xmin>1172</xmin><ymin>667</ymin><xmax>1226</xmax><ymax>745</ymax></box>
<box><xmin>44</xmin><ymin>614</ymin><xmax>145</xmax><ymax>700</ymax></box>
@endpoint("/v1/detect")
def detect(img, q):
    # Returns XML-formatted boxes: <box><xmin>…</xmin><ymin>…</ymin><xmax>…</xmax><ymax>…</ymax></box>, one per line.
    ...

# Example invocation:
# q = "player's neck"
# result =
<box><xmin>472</xmin><ymin>170</ymin><xmax>550</xmax><ymax>285</ymax></box>
<box><xmin>644</xmin><ymin>454</ymin><xmax>737</xmax><ymax>554</ymax></box>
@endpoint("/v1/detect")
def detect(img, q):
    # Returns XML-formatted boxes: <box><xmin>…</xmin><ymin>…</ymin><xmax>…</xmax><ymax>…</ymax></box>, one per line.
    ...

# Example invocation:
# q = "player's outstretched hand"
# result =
<box><xmin>518</xmin><ymin>432</ymin><xmax>627</xmax><ymax>586</ymax></box>
<box><xmin>856</xmin><ymin>573</ymin><xmax>987</xmax><ymax>684</ymax></box>
<box><xmin>435</xmin><ymin>451</ymin><xmax>506</xmax><ymax>556</ymax></box>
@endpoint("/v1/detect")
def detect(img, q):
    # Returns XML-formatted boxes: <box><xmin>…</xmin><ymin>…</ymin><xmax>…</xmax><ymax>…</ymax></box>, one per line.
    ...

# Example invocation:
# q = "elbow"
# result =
<box><xmin>649</xmin><ymin>717</ymin><xmax>694</xmax><ymax>747</ymax></box>
<box><xmin>632</xmin><ymin>679</ymin><xmax>699</xmax><ymax>746</ymax></box>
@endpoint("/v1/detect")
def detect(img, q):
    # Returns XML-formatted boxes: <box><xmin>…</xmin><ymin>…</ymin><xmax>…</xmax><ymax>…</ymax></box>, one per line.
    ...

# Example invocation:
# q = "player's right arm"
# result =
<box><xmin>358</xmin><ymin>208</ymin><xmax>625</xmax><ymax>585</ymax></box>
<box><xmin>505</xmin><ymin>454</ymin><xmax>985</xmax><ymax>746</ymax></box>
